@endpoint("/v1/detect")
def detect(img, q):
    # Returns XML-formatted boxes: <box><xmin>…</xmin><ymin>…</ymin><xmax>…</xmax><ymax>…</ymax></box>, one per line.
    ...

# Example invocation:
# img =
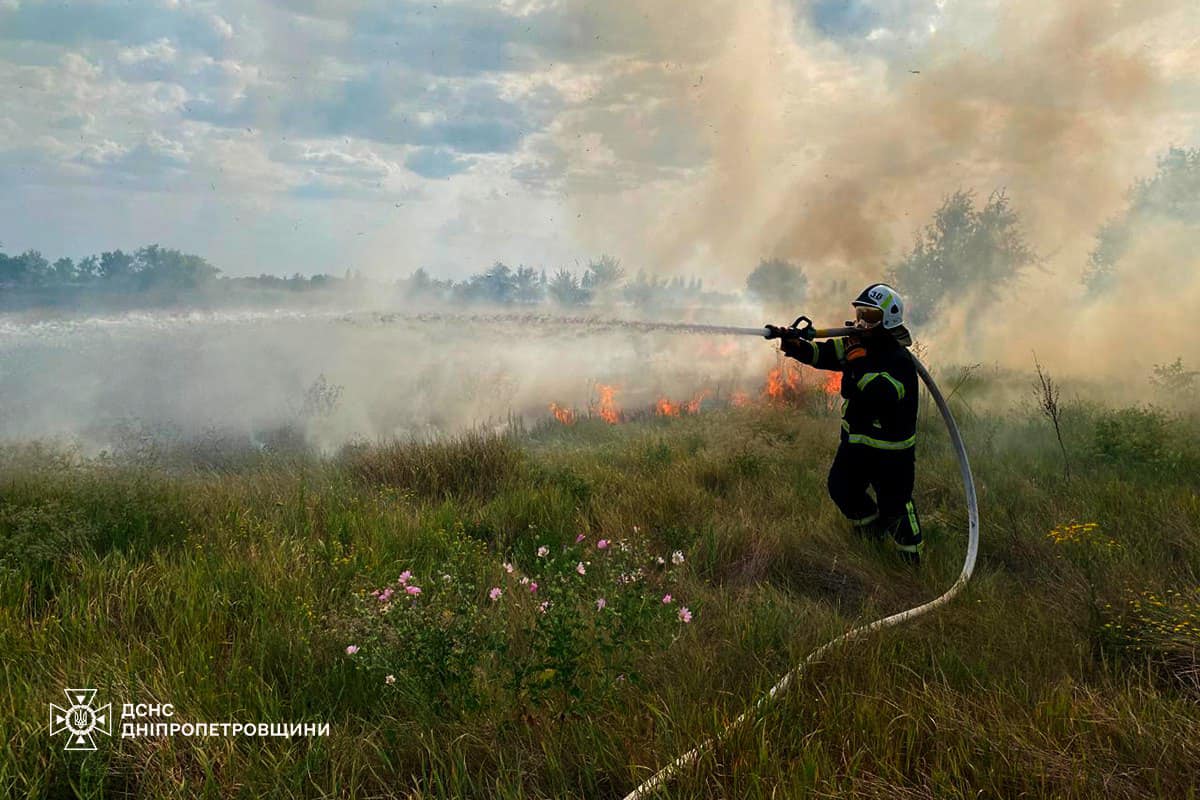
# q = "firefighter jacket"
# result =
<box><xmin>781</xmin><ymin>333</ymin><xmax>918</xmax><ymax>450</ymax></box>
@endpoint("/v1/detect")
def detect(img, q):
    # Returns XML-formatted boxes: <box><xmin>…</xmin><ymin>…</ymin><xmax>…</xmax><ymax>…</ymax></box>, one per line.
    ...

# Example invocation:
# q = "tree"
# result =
<box><xmin>745</xmin><ymin>258</ymin><xmax>808</xmax><ymax>309</ymax></box>
<box><xmin>52</xmin><ymin>257</ymin><xmax>76</xmax><ymax>283</ymax></box>
<box><xmin>0</xmin><ymin>250</ymin><xmax>51</xmax><ymax>286</ymax></box>
<box><xmin>1084</xmin><ymin>147</ymin><xmax>1200</xmax><ymax>293</ymax></box>
<box><xmin>889</xmin><ymin>189</ymin><xmax>1035</xmax><ymax>326</ymax></box>
<box><xmin>547</xmin><ymin>268</ymin><xmax>591</xmax><ymax>306</ymax></box>
<box><xmin>76</xmin><ymin>255</ymin><xmax>100</xmax><ymax>281</ymax></box>
<box><xmin>133</xmin><ymin>245</ymin><xmax>219</xmax><ymax>289</ymax></box>
<box><xmin>582</xmin><ymin>254</ymin><xmax>625</xmax><ymax>292</ymax></box>
<box><xmin>99</xmin><ymin>250</ymin><xmax>135</xmax><ymax>281</ymax></box>
<box><xmin>512</xmin><ymin>266</ymin><xmax>543</xmax><ymax>305</ymax></box>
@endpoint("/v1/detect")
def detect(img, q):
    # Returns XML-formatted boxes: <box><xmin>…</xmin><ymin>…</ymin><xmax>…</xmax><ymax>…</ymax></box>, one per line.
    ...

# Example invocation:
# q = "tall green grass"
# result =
<box><xmin>1</xmin><ymin>397</ymin><xmax>1197</xmax><ymax>798</ymax></box>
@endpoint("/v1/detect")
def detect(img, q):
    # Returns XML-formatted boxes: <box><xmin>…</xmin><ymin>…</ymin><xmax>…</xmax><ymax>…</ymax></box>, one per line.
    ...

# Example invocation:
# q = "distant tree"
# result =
<box><xmin>99</xmin><ymin>250</ymin><xmax>136</xmax><ymax>281</ymax></box>
<box><xmin>1084</xmin><ymin>147</ymin><xmax>1200</xmax><ymax>293</ymax></box>
<box><xmin>133</xmin><ymin>245</ymin><xmax>219</xmax><ymax>289</ymax></box>
<box><xmin>76</xmin><ymin>255</ymin><xmax>100</xmax><ymax>281</ymax></box>
<box><xmin>0</xmin><ymin>250</ymin><xmax>51</xmax><ymax>286</ymax></box>
<box><xmin>582</xmin><ymin>254</ymin><xmax>625</xmax><ymax>293</ymax></box>
<box><xmin>547</xmin><ymin>268</ymin><xmax>591</xmax><ymax>306</ymax></box>
<box><xmin>513</xmin><ymin>266</ymin><xmax>543</xmax><ymax>304</ymax></box>
<box><xmin>745</xmin><ymin>258</ymin><xmax>808</xmax><ymax>308</ymax></box>
<box><xmin>479</xmin><ymin>262</ymin><xmax>516</xmax><ymax>305</ymax></box>
<box><xmin>52</xmin><ymin>257</ymin><xmax>76</xmax><ymax>283</ymax></box>
<box><xmin>889</xmin><ymin>189</ymin><xmax>1036</xmax><ymax>326</ymax></box>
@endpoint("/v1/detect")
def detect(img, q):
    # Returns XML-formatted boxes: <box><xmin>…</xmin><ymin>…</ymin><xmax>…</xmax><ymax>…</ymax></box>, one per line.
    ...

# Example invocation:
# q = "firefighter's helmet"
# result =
<box><xmin>852</xmin><ymin>283</ymin><xmax>904</xmax><ymax>329</ymax></box>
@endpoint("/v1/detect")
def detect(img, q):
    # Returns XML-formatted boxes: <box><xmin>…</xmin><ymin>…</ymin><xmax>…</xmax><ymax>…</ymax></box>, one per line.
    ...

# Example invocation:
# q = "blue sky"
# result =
<box><xmin>1</xmin><ymin>0</ymin><xmax>1194</xmax><ymax>284</ymax></box>
<box><xmin>0</xmin><ymin>0</ymin><xmax>952</xmax><ymax>280</ymax></box>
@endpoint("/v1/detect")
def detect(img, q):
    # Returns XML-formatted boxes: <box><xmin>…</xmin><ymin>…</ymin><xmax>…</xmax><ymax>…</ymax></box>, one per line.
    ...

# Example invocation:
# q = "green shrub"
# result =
<box><xmin>1093</xmin><ymin>407</ymin><xmax>1170</xmax><ymax>464</ymax></box>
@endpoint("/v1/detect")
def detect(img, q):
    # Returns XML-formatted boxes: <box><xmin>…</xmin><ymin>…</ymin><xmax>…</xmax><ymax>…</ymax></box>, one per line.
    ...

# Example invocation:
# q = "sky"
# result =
<box><xmin>0</xmin><ymin>0</ymin><xmax>1197</xmax><ymax>288</ymax></box>
<box><xmin>0</xmin><ymin>0</ymin><xmax>951</xmax><ymax>283</ymax></box>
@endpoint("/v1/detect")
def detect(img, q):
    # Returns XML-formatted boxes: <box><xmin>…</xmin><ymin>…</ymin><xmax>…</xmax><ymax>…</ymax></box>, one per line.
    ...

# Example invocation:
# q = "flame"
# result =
<box><xmin>655</xmin><ymin>397</ymin><xmax>680</xmax><ymax>416</ymax></box>
<box><xmin>593</xmin><ymin>383</ymin><xmax>621</xmax><ymax>424</ymax></box>
<box><xmin>655</xmin><ymin>388</ymin><xmax>709</xmax><ymax>416</ymax></box>
<box><xmin>549</xmin><ymin>402</ymin><xmax>575</xmax><ymax>425</ymax></box>
<box><xmin>730</xmin><ymin>391</ymin><xmax>751</xmax><ymax>407</ymax></box>
<box><xmin>684</xmin><ymin>389</ymin><xmax>710</xmax><ymax>414</ymax></box>
<box><xmin>764</xmin><ymin>362</ymin><xmax>804</xmax><ymax>402</ymax></box>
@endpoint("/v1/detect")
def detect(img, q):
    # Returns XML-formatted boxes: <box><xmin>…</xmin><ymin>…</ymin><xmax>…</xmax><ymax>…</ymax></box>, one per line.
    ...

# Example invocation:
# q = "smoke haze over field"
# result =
<box><xmin>2</xmin><ymin>0</ymin><xmax>1199</xmax><ymax>446</ymax></box>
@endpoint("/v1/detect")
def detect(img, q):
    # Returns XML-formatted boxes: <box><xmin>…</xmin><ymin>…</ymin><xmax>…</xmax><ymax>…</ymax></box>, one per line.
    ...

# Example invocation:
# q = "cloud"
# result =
<box><xmin>0</xmin><ymin>0</ymin><xmax>233</xmax><ymax>55</ymax></box>
<box><xmin>405</xmin><ymin>147</ymin><xmax>473</xmax><ymax>179</ymax></box>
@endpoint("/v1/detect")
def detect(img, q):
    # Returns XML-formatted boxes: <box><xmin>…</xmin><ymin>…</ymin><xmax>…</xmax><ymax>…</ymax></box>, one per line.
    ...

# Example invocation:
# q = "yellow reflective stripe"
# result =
<box><xmin>857</xmin><ymin>372</ymin><xmax>881</xmax><ymax>391</ymax></box>
<box><xmin>846</xmin><ymin>432</ymin><xmax>916</xmax><ymax>450</ymax></box>
<box><xmin>832</xmin><ymin>337</ymin><xmax>845</xmax><ymax>361</ymax></box>
<box><xmin>841</xmin><ymin>419</ymin><xmax>851</xmax><ymax>431</ymax></box>
<box><xmin>894</xmin><ymin>540</ymin><xmax>924</xmax><ymax>554</ymax></box>
<box><xmin>881</xmin><ymin>373</ymin><xmax>905</xmax><ymax>400</ymax></box>
<box><xmin>905</xmin><ymin>501</ymin><xmax>920</xmax><ymax>536</ymax></box>
<box><xmin>877</xmin><ymin>289</ymin><xmax>893</xmax><ymax>314</ymax></box>
<box><xmin>857</xmin><ymin>371</ymin><xmax>904</xmax><ymax>400</ymax></box>
<box><xmin>808</xmin><ymin>340</ymin><xmax>820</xmax><ymax>361</ymax></box>
<box><xmin>851</xmin><ymin>512</ymin><xmax>879</xmax><ymax>527</ymax></box>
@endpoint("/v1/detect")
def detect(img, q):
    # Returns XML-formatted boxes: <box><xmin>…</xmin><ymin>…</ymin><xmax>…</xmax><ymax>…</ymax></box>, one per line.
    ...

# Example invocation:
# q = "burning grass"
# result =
<box><xmin>1</xmin><ymin>395</ymin><xmax>1199</xmax><ymax>798</ymax></box>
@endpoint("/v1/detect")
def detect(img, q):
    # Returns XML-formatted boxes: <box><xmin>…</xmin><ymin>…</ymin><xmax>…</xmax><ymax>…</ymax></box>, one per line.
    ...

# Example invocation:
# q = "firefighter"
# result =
<box><xmin>770</xmin><ymin>284</ymin><xmax>923</xmax><ymax>564</ymax></box>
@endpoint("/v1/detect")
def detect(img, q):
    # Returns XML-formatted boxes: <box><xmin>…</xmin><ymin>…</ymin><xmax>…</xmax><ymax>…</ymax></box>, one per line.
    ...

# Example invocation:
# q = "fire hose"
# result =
<box><xmin>620</xmin><ymin>318</ymin><xmax>981</xmax><ymax>800</ymax></box>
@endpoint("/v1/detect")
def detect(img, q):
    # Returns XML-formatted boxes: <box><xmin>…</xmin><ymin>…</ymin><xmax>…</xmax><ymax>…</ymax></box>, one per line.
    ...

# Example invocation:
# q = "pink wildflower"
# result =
<box><xmin>662</xmin><ymin>594</ymin><xmax>672</xmax><ymax>604</ymax></box>
<box><xmin>378</xmin><ymin>587</ymin><xmax>395</xmax><ymax>603</ymax></box>
<box><xmin>538</xmin><ymin>600</ymin><xmax>550</xmax><ymax>614</ymax></box>
<box><xmin>503</xmin><ymin>562</ymin><xmax>514</xmax><ymax>574</ymax></box>
<box><xmin>345</xmin><ymin>645</ymin><xmax>359</xmax><ymax>655</ymax></box>
<box><xmin>575</xmin><ymin>533</ymin><xmax>586</xmax><ymax>543</ymax></box>
<box><xmin>596</xmin><ymin>597</ymin><xmax>606</xmax><ymax>611</ymax></box>
<box><xmin>596</xmin><ymin>539</ymin><xmax>609</xmax><ymax>550</ymax></box>
<box><xmin>529</xmin><ymin>582</ymin><xmax>539</xmax><ymax>594</ymax></box>
<box><xmin>405</xmin><ymin>585</ymin><xmax>422</xmax><ymax>596</ymax></box>
<box><xmin>398</xmin><ymin>570</ymin><xmax>412</xmax><ymax>585</ymax></box>
<box><xmin>671</xmin><ymin>550</ymin><xmax>685</xmax><ymax>565</ymax></box>
<box><xmin>537</xmin><ymin>545</ymin><xmax>549</xmax><ymax>558</ymax></box>
<box><xmin>576</xmin><ymin>562</ymin><xmax>586</xmax><ymax>576</ymax></box>
<box><xmin>489</xmin><ymin>586</ymin><xmax>502</xmax><ymax>601</ymax></box>
<box><xmin>678</xmin><ymin>607</ymin><xmax>693</xmax><ymax>623</ymax></box>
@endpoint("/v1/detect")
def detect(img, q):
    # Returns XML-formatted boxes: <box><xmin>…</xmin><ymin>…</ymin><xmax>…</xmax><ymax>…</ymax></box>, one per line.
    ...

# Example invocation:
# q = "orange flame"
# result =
<box><xmin>593</xmin><ymin>384</ymin><xmax>621</xmax><ymax>424</ymax></box>
<box><xmin>655</xmin><ymin>397</ymin><xmax>680</xmax><ymax>416</ymax></box>
<box><xmin>730</xmin><ymin>391</ymin><xmax>751</xmax><ymax>407</ymax></box>
<box><xmin>548</xmin><ymin>402</ymin><xmax>575</xmax><ymax>425</ymax></box>
<box><xmin>764</xmin><ymin>364</ymin><xmax>801</xmax><ymax>401</ymax></box>
<box><xmin>684</xmin><ymin>389</ymin><xmax>710</xmax><ymax>414</ymax></box>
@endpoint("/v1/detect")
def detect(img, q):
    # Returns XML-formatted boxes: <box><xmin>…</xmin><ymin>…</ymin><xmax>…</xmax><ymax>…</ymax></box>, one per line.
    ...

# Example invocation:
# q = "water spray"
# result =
<box><xmin>619</xmin><ymin>316</ymin><xmax>981</xmax><ymax>800</ymax></box>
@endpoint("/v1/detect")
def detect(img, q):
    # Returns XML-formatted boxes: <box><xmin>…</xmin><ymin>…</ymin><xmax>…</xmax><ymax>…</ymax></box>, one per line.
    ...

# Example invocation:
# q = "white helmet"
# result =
<box><xmin>852</xmin><ymin>283</ymin><xmax>904</xmax><ymax>329</ymax></box>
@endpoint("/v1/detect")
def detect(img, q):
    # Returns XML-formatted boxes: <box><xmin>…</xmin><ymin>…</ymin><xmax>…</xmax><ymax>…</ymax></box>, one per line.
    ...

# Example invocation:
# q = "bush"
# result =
<box><xmin>333</xmin><ymin>526</ymin><xmax>694</xmax><ymax>718</ymax></box>
<box><xmin>1093</xmin><ymin>407</ymin><xmax>1170</xmax><ymax>465</ymax></box>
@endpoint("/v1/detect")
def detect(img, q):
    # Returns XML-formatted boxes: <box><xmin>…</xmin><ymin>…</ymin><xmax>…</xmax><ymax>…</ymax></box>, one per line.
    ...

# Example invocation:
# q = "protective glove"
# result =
<box><xmin>780</xmin><ymin>337</ymin><xmax>804</xmax><ymax>358</ymax></box>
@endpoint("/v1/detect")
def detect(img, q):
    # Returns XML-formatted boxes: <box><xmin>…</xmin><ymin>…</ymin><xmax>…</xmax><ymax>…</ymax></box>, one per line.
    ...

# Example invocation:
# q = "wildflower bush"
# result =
<box><xmin>1102</xmin><ymin>588</ymin><xmax>1200</xmax><ymax>693</ymax></box>
<box><xmin>336</xmin><ymin>525</ymin><xmax>694</xmax><ymax>718</ymax></box>
<box><xmin>1045</xmin><ymin>521</ymin><xmax>1120</xmax><ymax>554</ymax></box>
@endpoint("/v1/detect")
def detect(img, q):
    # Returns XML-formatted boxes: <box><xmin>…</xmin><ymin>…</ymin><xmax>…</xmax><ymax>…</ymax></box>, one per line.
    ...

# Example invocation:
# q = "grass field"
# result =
<box><xmin>2</xmin><ymin>379</ymin><xmax>1198</xmax><ymax>799</ymax></box>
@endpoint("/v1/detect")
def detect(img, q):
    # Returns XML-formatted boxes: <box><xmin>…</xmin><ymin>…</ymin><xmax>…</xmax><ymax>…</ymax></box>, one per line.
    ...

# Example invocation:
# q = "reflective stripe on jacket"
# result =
<box><xmin>781</xmin><ymin>334</ymin><xmax>917</xmax><ymax>449</ymax></box>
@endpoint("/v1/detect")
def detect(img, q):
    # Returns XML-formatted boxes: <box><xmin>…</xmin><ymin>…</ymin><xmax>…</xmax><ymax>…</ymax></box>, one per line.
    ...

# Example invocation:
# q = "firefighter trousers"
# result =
<box><xmin>827</xmin><ymin>440</ymin><xmax>923</xmax><ymax>556</ymax></box>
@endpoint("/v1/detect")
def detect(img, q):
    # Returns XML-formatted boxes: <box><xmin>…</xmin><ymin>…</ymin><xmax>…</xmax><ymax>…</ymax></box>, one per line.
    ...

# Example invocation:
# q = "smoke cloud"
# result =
<box><xmin>555</xmin><ymin>0</ymin><xmax>1200</xmax><ymax>377</ymax></box>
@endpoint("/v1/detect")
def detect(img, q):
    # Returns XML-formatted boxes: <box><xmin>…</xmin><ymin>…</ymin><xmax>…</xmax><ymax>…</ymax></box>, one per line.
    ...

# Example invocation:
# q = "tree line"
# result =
<box><xmin>3</xmin><ymin>146</ymin><xmax>1194</xmax><ymax>315</ymax></box>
